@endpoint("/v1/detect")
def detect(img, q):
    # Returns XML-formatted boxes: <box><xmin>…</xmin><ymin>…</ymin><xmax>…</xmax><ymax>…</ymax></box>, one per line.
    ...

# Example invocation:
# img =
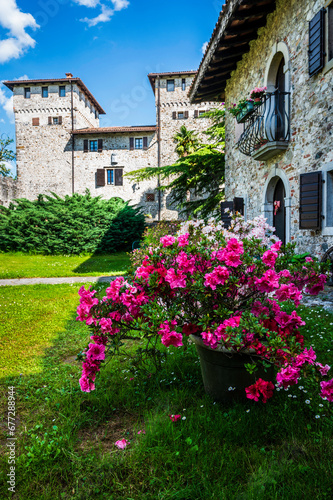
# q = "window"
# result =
<box><xmin>199</xmin><ymin>110</ymin><xmax>206</xmax><ymax>117</ymax></box>
<box><xmin>90</xmin><ymin>140</ymin><xmax>98</xmax><ymax>152</ymax></box>
<box><xmin>95</xmin><ymin>109</ymin><xmax>99</xmax><ymax>119</ymax></box>
<box><xmin>146</xmin><ymin>193</ymin><xmax>155</xmax><ymax>202</ymax></box>
<box><xmin>59</xmin><ymin>86</ymin><xmax>66</xmax><ymax>97</ymax></box>
<box><xmin>182</xmin><ymin>78</ymin><xmax>186</xmax><ymax>91</ymax></box>
<box><xmin>327</xmin><ymin>170</ymin><xmax>333</xmax><ymax>227</ymax></box>
<box><xmin>178</xmin><ymin>112</ymin><xmax>184</xmax><ymax>119</ymax></box>
<box><xmin>167</xmin><ymin>79</ymin><xmax>175</xmax><ymax>92</ymax></box>
<box><xmin>53</xmin><ymin>117</ymin><xmax>59</xmax><ymax>125</ymax></box>
<box><xmin>42</xmin><ymin>87</ymin><xmax>48</xmax><ymax>98</ymax></box>
<box><xmin>24</xmin><ymin>87</ymin><xmax>31</xmax><ymax>99</ymax></box>
<box><xmin>107</xmin><ymin>169</ymin><xmax>114</xmax><ymax>185</ymax></box>
<box><xmin>79</xmin><ymin>92</ymin><xmax>83</xmax><ymax>101</ymax></box>
<box><xmin>135</xmin><ymin>138</ymin><xmax>143</xmax><ymax>149</ymax></box>
<box><xmin>85</xmin><ymin>98</ymin><xmax>88</xmax><ymax>108</ymax></box>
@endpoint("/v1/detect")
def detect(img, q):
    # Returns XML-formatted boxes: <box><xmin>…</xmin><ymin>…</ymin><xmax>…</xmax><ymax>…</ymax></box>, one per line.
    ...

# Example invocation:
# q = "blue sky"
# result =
<box><xmin>0</xmin><ymin>0</ymin><xmax>224</xmax><ymax>170</ymax></box>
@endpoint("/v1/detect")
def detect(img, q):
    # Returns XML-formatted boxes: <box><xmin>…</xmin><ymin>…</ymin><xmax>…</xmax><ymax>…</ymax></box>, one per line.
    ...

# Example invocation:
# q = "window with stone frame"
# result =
<box><xmin>59</xmin><ymin>86</ymin><xmax>66</xmax><ymax>97</ymax></box>
<box><xmin>24</xmin><ymin>87</ymin><xmax>30</xmax><ymax>99</ymax></box>
<box><xmin>167</xmin><ymin>79</ymin><xmax>175</xmax><ymax>92</ymax></box>
<box><xmin>53</xmin><ymin>117</ymin><xmax>59</xmax><ymax>125</ymax></box>
<box><xmin>42</xmin><ymin>87</ymin><xmax>48</xmax><ymax>98</ymax></box>
<box><xmin>326</xmin><ymin>169</ymin><xmax>333</xmax><ymax>227</ymax></box>
<box><xmin>135</xmin><ymin>138</ymin><xmax>143</xmax><ymax>149</ymax></box>
<box><xmin>182</xmin><ymin>78</ymin><xmax>186</xmax><ymax>91</ymax></box>
<box><xmin>90</xmin><ymin>140</ymin><xmax>98</xmax><ymax>152</ymax></box>
<box><xmin>107</xmin><ymin>168</ymin><xmax>123</xmax><ymax>186</ymax></box>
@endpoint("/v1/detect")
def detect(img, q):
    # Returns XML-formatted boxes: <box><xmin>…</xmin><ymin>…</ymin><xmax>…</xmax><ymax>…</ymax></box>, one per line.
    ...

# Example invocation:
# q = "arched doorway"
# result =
<box><xmin>273</xmin><ymin>178</ymin><xmax>286</xmax><ymax>244</ymax></box>
<box><xmin>262</xmin><ymin>170</ymin><xmax>290</xmax><ymax>245</ymax></box>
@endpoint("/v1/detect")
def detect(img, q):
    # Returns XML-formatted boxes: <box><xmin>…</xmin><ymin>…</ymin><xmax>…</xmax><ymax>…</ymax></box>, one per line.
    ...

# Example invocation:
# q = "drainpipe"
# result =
<box><xmin>70</xmin><ymin>79</ymin><xmax>75</xmax><ymax>195</ymax></box>
<box><xmin>157</xmin><ymin>76</ymin><xmax>161</xmax><ymax>221</ymax></box>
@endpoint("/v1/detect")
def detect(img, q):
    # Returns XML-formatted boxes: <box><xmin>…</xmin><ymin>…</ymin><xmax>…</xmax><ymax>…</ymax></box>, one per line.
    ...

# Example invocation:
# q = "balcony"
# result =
<box><xmin>237</xmin><ymin>91</ymin><xmax>291</xmax><ymax>161</ymax></box>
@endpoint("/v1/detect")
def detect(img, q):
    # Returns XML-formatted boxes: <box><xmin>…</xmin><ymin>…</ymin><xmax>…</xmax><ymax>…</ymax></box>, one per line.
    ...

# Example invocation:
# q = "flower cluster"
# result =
<box><xmin>76</xmin><ymin>213</ymin><xmax>331</xmax><ymax>404</ymax></box>
<box><xmin>249</xmin><ymin>86</ymin><xmax>267</xmax><ymax>100</ymax></box>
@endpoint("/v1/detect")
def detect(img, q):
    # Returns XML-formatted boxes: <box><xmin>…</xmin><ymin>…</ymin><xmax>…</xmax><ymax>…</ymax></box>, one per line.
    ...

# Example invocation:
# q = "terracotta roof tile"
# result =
<box><xmin>72</xmin><ymin>126</ymin><xmax>156</xmax><ymax>135</ymax></box>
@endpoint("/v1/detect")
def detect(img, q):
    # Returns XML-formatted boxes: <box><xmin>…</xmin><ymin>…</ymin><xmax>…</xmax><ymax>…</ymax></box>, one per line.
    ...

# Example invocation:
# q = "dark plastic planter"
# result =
<box><xmin>190</xmin><ymin>335</ymin><xmax>275</xmax><ymax>403</ymax></box>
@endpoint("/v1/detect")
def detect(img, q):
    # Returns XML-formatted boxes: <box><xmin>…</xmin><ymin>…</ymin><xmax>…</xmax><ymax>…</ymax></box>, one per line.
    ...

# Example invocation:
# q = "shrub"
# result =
<box><xmin>0</xmin><ymin>191</ymin><xmax>145</xmax><ymax>255</ymax></box>
<box><xmin>76</xmin><ymin>214</ymin><xmax>331</xmax><ymax>404</ymax></box>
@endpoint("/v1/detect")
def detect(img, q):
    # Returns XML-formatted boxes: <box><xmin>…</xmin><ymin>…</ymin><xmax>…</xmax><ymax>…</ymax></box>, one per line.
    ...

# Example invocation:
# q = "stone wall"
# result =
<box><xmin>0</xmin><ymin>176</ymin><xmax>18</xmax><ymax>207</ymax></box>
<box><xmin>73</xmin><ymin>132</ymin><xmax>160</xmax><ymax>218</ymax></box>
<box><xmin>224</xmin><ymin>0</ymin><xmax>333</xmax><ymax>257</ymax></box>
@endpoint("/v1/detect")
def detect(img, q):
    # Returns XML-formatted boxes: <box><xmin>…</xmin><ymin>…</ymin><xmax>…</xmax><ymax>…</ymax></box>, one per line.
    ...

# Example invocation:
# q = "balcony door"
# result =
<box><xmin>275</xmin><ymin>58</ymin><xmax>286</xmax><ymax>140</ymax></box>
<box><xmin>273</xmin><ymin>178</ymin><xmax>286</xmax><ymax>244</ymax></box>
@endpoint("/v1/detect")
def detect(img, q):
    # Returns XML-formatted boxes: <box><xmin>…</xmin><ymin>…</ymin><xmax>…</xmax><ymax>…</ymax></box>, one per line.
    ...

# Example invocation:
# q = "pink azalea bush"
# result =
<box><xmin>76</xmin><ymin>213</ymin><xmax>332</xmax><ymax>404</ymax></box>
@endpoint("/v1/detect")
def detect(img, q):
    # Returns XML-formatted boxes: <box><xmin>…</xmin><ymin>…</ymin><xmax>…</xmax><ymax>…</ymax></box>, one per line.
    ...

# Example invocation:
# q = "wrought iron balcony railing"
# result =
<box><xmin>237</xmin><ymin>90</ymin><xmax>291</xmax><ymax>161</ymax></box>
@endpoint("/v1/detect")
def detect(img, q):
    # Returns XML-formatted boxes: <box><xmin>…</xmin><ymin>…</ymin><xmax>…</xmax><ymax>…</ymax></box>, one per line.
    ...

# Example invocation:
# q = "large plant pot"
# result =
<box><xmin>236</xmin><ymin>100</ymin><xmax>254</xmax><ymax>123</ymax></box>
<box><xmin>190</xmin><ymin>335</ymin><xmax>275</xmax><ymax>403</ymax></box>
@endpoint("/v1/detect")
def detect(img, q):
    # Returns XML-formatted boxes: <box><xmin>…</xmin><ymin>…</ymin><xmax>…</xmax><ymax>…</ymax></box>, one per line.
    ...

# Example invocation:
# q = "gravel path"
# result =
<box><xmin>0</xmin><ymin>276</ymin><xmax>117</xmax><ymax>286</ymax></box>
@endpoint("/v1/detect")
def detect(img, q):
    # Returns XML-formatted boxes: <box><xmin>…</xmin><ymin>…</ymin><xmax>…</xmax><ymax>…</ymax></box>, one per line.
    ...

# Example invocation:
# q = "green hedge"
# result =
<box><xmin>0</xmin><ymin>191</ymin><xmax>145</xmax><ymax>255</ymax></box>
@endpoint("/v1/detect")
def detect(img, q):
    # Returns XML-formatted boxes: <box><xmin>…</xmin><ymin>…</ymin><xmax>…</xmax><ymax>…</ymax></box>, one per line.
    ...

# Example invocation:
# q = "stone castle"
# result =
<box><xmin>1</xmin><ymin>71</ymin><xmax>214</xmax><ymax>219</ymax></box>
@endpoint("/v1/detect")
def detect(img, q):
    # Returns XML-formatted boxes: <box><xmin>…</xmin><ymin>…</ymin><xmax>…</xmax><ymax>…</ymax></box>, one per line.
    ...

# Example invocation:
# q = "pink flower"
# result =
<box><xmin>165</xmin><ymin>268</ymin><xmax>187</xmax><ymax>288</ymax></box>
<box><xmin>86</xmin><ymin>343</ymin><xmax>106</xmax><ymax>362</ymax></box>
<box><xmin>115</xmin><ymin>439</ymin><xmax>130</xmax><ymax>449</ymax></box>
<box><xmin>169</xmin><ymin>414</ymin><xmax>181</xmax><ymax>422</ymax></box>
<box><xmin>161</xmin><ymin>330</ymin><xmax>183</xmax><ymax>348</ymax></box>
<box><xmin>227</xmin><ymin>238</ymin><xmax>244</xmax><ymax>255</ymax></box>
<box><xmin>251</xmin><ymin>301</ymin><xmax>269</xmax><ymax>317</ymax></box>
<box><xmin>201</xmin><ymin>331</ymin><xmax>218</xmax><ymax>349</ymax></box>
<box><xmin>316</xmin><ymin>363</ymin><xmax>331</xmax><ymax>376</ymax></box>
<box><xmin>178</xmin><ymin>233</ymin><xmax>189</xmax><ymax>247</ymax></box>
<box><xmin>262</xmin><ymin>250</ymin><xmax>277</xmax><ymax>267</ymax></box>
<box><xmin>305</xmin><ymin>256</ymin><xmax>313</xmax><ymax>262</ymax></box>
<box><xmin>160</xmin><ymin>235</ymin><xmax>175</xmax><ymax>247</ymax></box>
<box><xmin>320</xmin><ymin>378</ymin><xmax>333</xmax><ymax>402</ymax></box>
<box><xmin>276</xmin><ymin>365</ymin><xmax>300</xmax><ymax>389</ymax></box>
<box><xmin>224</xmin><ymin>251</ymin><xmax>242</xmax><ymax>268</ymax></box>
<box><xmin>99</xmin><ymin>317</ymin><xmax>113</xmax><ymax>333</ymax></box>
<box><xmin>204</xmin><ymin>266</ymin><xmax>229</xmax><ymax>290</ymax></box>
<box><xmin>245</xmin><ymin>379</ymin><xmax>274</xmax><ymax>403</ymax></box>
<box><xmin>137</xmin><ymin>430</ymin><xmax>146</xmax><ymax>435</ymax></box>
<box><xmin>79</xmin><ymin>376</ymin><xmax>95</xmax><ymax>393</ymax></box>
<box><xmin>255</xmin><ymin>269</ymin><xmax>279</xmax><ymax>293</ymax></box>
<box><xmin>176</xmin><ymin>251</ymin><xmax>195</xmax><ymax>274</ymax></box>
<box><xmin>275</xmin><ymin>284</ymin><xmax>302</xmax><ymax>306</ymax></box>
<box><xmin>271</xmin><ymin>241</ymin><xmax>282</xmax><ymax>252</ymax></box>
<box><xmin>305</xmin><ymin>274</ymin><xmax>327</xmax><ymax>295</ymax></box>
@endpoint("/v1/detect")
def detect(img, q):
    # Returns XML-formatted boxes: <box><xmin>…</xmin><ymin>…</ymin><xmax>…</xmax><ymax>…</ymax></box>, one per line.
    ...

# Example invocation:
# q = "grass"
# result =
<box><xmin>0</xmin><ymin>284</ymin><xmax>333</xmax><ymax>499</ymax></box>
<box><xmin>0</xmin><ymin>252</ymin><xmax>130</xmax><ymax>279</ymax></box>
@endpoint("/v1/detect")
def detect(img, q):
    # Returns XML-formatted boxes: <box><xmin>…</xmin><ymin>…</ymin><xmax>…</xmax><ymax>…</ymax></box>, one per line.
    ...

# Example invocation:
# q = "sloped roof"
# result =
<box><xmin>189</xmin><ymin>0</ymin><xmax>276</xmax><ymax>103</ymax></box>
<box><xmin>72</xmin><ymin>125</ymin><xmax>156</xmax><ymax>135</ymax></box>
<box><xmin>148</xmin><ymin>70</ymin><xmax>197</xmax><ymax>93</ymax></box>
<box><xmin>3</xmin><ymin>77</ymin><xmax>106</xmax><ymax>114</ymax></box>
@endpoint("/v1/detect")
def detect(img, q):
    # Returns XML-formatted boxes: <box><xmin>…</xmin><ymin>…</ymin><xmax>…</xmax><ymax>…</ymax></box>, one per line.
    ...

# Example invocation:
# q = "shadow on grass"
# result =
<box><xmin>73</xmin><ymin>253</ymin><xmax>130</xmax><ymax>276</ymax></box>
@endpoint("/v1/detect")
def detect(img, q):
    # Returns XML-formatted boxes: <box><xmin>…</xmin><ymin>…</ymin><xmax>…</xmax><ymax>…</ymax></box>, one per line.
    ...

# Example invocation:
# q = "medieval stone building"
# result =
<box><xmin>190</xmin><ymin>0</ymin><xmax>333</xmax><ymax>259</ymax></box>
<box><xmin>2</xmin><ymin>71</ymin><xmax>213</xmax><ymax>219</ymax></box>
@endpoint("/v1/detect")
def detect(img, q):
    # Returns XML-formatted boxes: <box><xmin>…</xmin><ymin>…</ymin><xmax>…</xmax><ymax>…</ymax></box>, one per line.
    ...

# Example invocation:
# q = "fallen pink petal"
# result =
<box><xmin>115</xmin><ymin>439</ymin><xmax>130</xmax><ymax>449</ymax></box>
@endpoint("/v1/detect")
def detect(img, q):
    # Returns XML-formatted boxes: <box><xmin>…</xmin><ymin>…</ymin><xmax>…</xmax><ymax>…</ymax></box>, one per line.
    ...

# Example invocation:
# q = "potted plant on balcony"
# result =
<box><xmin>228</xmin><ymin>98</ymin><xmax>254</xmax><ymax>123</ymax></box>
<box><xmin>76</xmin><ymin>214</ymin><xmax>331</xmax><ymax>405</ymax></box>
<box><xmin>250</xmin><ymin>86</ymin><xmax>267</xmax><ymax>103</ymax></box>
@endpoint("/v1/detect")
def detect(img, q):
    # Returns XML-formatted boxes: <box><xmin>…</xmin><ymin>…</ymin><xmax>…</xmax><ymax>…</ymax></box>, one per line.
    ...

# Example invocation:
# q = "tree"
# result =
<box><xmin>173</xmin><ymin>125</ymin><xmax>200</xmax><ymax>157</ymax></box>
<box><xmin>0</xmin><ymin>136</ymin><xmax>15</xmax><ymax>177</ymax></box>
<box><xmin>127</xmin><ymin>108</ymin><xmax>225</xmax><ymax>218</ymax></box>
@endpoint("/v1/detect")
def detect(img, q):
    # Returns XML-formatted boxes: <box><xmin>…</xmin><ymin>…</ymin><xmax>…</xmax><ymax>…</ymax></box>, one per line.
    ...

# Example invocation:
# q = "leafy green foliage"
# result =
<box><xmin>0</xmin><ymin>191</ymin><xmax>145</xmax><ymax>255</ymax></box>
<box><xmin>0</xmin><ymin>135</ymin><xmax>15</xmax><ymax>177</ymax></box>
<box><xmin>173</xmin><ymin>125</ymin><xmax>200</xmax><ymax>157</ymax></box>
<box><xmin>127</xmin><ymin>108</ymin><xmax>225</xmax><ymax>218</ymax></box>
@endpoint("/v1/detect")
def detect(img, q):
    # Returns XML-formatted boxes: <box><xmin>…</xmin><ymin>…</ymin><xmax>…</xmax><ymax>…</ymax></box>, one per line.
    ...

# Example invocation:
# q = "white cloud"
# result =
<box><xmin>73</xmin><ymin>0</ymin><xmax>100</xmax><ymax>7</ymax></box>
<box><xmin>201</xmin><ymin>41</ymin><xmax>209</xmax><ymax>55</ymax></box>
<box><xmin>0</xmin><ymin>0</ymin><xmax>39</xmax><ymax>63</ymax></box>
<box><xmin>80</xmin><ymin>0</ymin><xmax>129</xmax><ymax>27</ymax></box>
<box><xmin>112</xmin><ymin>0</ymin><xmax>129</xmax><ymax>11</ymax></box>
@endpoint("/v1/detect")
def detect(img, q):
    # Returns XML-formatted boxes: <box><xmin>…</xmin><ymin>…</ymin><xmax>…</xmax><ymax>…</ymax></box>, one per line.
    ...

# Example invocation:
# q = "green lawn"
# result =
<box><xmin>0</xmin><ymin>252</ymin><xmax>130</xmax><ymax>279</ymax></box>
<box><xmin>0</xmin><ymin>284</ymin><xmax>333</xmax><ymax>499</ymax></box>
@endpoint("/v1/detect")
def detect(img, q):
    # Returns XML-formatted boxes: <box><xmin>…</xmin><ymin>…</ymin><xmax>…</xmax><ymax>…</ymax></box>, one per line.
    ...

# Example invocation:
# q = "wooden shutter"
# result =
<box><xmin>58</xmin><ymin>116</ymin><xmax>62</xmax><ymax>125</ymax></box>
<box><xmin>233</xmin><ymin>197</ymin><xmax>244</xmax><ymax>215</ymax></box>
<box><xmin>309</xmin><ymin>9</ymin><xmax>326</xmax><ymax>77</ymax></box>
<box><xmin>220</xmin><ymin>201</ymin><xmax>234</xmax><ymax>228</ymax></box>
<box><xmin>172</xmin><ymin>111</ymin><xmax>177</xmax><ymax>120</ymax></box>
<box><xmin>83</xmin><ymin>139</ymin><xmax>88</xmax><ymax>153</ymax></box>
<box><xmin>115</xmin><ymin>169</ymin><xmax>123</xmax><ymax>186</ymax></box>
<box><xmin>143</xmin><ymin>137</ymin><xmax>148</xmax><ymax>150</ymax></box>
<box><xmin>130</xmin><ymin>137</ymin><xmax>134</xmax><ymax>150</ymax></box>
<box><xmin>299</xmin><ymin>171</ymin><xmax>322</xmax><ymax>230</ymax></box>
<box><xmin>32</xmin><ymin>118</ymin><xmax>39</xmax><ymax>126</ymax></box>
<box><xmin>194</xmin><ymin>110</ymin><xmax>198</xmax><ymax>118</ymax></box>
<box><xmin>48</xmin><ymin>116</ymin><xmax>52</xmax><ymax>125</ymax></box>
<box><xmin>184</xmin><ymin>110</ymin><xmax>189</xmax><ymax>119</ymax></box>
<box><xmin>98</xmin><ymin>139</ymin><xmax>103</xmax><ymax>152</ymax></box>
<box><xmin>96</xmin><ymin>169</ymin><xmax>105</xmax><ymax>187</ymax></box>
